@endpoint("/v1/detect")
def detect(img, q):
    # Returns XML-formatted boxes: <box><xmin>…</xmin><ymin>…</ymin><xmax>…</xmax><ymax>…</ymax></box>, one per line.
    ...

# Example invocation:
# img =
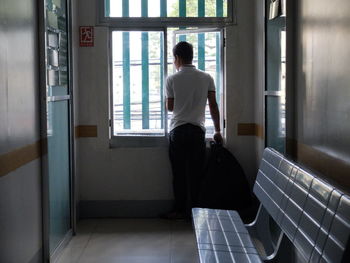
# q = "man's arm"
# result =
<box><xmin>208</xmin><ymin>91</ymin><xmax>223</xmax><ymax>144</ymax></box>
<box><xmin>166</xmin><ymin>98</ymin><xmax>174</xmax><ymax>112</ymax></box>
<box><xmin>165</xmin><ymin>76</ymin><xmax>174</xmax><ymax>112</ymax></box>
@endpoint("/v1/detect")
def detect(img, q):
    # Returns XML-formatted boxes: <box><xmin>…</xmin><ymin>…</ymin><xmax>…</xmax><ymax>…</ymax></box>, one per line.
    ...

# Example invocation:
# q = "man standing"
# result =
<box><xmin>166</xmin><ymin>41</ymin><xmax>223</xmax><ymax>219</ymax></box>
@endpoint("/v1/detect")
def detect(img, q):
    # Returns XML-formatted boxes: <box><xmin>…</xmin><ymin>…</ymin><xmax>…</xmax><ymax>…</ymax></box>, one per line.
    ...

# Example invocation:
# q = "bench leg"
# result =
<box><xmin>245</xmin><ymin>204</ymin><xmax>276</xmax><ymax>256</ymax></box>
<box><xmin>263</xmin><ymin>233</ymin><xmax>297</xmax><ymax>263</ymax></box>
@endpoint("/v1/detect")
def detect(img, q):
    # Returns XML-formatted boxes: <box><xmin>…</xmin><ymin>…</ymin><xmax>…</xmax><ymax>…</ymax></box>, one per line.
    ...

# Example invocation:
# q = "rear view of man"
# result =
<box><xmin>166</xmin><ymin>41</ymin><xmax>223</xmax><ymax>219</ymax></box>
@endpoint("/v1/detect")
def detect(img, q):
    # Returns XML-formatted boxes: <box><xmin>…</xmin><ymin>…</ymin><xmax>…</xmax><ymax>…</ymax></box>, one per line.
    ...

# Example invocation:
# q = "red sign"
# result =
<box><xmin>80</xmin><ymin>26</ymin><xmax>94</xmax><ymax>47</ymax></box>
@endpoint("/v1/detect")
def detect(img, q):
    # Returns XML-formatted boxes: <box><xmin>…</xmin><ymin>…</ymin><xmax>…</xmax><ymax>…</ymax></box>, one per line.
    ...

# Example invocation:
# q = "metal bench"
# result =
<box><xmin>192</xmin><ymin>148</ymin><xmax>350</xmax><ymax>263</ymax></box>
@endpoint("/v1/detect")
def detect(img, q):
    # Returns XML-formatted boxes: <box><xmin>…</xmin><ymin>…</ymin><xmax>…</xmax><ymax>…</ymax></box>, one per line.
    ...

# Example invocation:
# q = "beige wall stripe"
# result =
<box><xmin>237</xmin><ymin>123</ymin><xmax>264</xmax><ymax>138</ymax></box>
<box><xmin>75</xmin><ymin>125</ymin><xmax>98</xmax><ymax>138</ymax></box>
<box><xmin>0</xmin><ymin>140</ymin><xmax>42</xmax><ymax>178</ymax></box>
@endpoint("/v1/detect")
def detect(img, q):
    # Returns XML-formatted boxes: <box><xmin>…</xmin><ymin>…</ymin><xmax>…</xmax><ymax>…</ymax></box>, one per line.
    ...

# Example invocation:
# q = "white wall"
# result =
<box><xmin>74</xmin><ymin>0</ymin><xmax>264</xmax><ymax>215</ymax></box>
<box><xmin>254</xmin><ymin>0</ymin><xmax>266</xmax><ymax>167</ymax></box>
<box><xmin>0</xmin><ymin>0</ymin><xmax>43</xmax><ymax>261</ymax></box>
<box><xmin>72</xmin><ymin>0</ymin><xmax>81</xmax><ymax>219</ymax></box>
<box><xmin>76</xmin><ymin>0</ymin><xmax>173</xmax><ymax>204</ymax></box>
<box><xmin>224</xmin><ymin>0</ymin><xmax>265</xmax><ymax>186</ymax></box>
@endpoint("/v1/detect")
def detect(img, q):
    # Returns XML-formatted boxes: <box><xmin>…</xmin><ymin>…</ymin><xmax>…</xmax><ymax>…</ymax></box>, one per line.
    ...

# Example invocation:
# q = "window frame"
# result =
<box><xmin>97</xmin><ymin>0</ymin><xmax>237</xmax><ymax>28</ymax></box>
<box><xmin>109</xmin><ymin>27</ymin><xmax>169</xmax><ymax>148</ymax></box>
<box><xmin>103</xmin><ymin>1</ymin><xmax>230</xmax><ymax>148</ymax></box>
<box><xmin>172</xmin><ymin>28</ymin><xmax>225</xmax><ymax>139</ymax></box>
<box><xmin>264</xmin><ymin>1</ymin><xmax>287</xmax><ymax>154</ymax></box>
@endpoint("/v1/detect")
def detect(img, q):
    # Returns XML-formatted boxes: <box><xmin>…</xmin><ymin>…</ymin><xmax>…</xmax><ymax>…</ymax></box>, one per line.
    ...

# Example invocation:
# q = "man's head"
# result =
<box><xmin>173</xmin><ymin>41</ymin><xmax>193</xmax><ymax>70</ymax></box>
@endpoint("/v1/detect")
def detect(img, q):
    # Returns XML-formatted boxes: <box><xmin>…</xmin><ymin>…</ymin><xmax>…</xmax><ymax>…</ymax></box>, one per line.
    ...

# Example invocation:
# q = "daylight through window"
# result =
<box><xmin>112</xmin><ymin>31</ymin><xmax>165</xmax><ymax>136</ymax></box>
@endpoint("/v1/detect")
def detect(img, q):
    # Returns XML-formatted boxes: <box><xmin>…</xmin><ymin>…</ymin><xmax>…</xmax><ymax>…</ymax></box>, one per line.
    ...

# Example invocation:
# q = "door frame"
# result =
<box><xmin>37</xmin><ymin>0</ymin><xmax>76</xmax><ymax>261</ymax></box>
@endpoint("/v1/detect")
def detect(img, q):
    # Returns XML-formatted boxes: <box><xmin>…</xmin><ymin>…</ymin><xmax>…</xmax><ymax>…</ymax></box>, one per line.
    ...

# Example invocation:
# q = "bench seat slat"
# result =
<box><xmin>320</xmin><ymin>195</ymin><xmax>350</xmax><ymax>263</ymax></box>
<box><xmin>193</xmin><ymin>208</ymin><xmax>262</xmax><ymax>263</ymax></box>
<box><xmin>192</xmin><ymin>208</ymin><xmax>242</xmax><ymax>219</ymax></box>
<box><xmin>198</xmin><ymin>249</ymin><xmax>262</xmax><ymax>263</ymax></box>
<box><xmin>195</xmin><ymin>230</ymin><xmax>256</xmax><ymax>248</ymax></box>
<box><xmin>199</xmin><ymin>243</ymin><xmax>259</xmax><ymax>254</ymax></box>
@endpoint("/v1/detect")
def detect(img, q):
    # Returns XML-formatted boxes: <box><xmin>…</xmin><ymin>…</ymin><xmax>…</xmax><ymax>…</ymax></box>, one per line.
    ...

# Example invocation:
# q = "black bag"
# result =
<box><xmin>198</xmin><ymin>142</ymin><xmax>252</xmax><ymax>211</ymax></box>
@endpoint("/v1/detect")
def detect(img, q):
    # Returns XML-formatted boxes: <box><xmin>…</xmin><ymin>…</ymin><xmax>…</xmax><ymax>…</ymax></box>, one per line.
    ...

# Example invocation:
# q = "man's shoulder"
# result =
<box><xmin>195</xmin><ymin>68</ymin><xmax>212</xmax><ymax>78</ymax></box>
<box><xmin>167</xmin><ymin>68</ymin><xmax>213</xmax><ymax>82</ymax></box>
<box><xmin>167</xmin><ymin>72</ymin><xmax>180</xmax><ymax>81</ymax></box>
<box><xmin>173</xmin><ymin>69</ymin><xmax>211</xmax><ymax>77</ymax></box>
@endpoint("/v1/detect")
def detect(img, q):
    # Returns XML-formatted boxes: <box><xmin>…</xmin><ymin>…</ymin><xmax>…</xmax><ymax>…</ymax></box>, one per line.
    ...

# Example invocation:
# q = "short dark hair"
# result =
<box><xmin>173</xmin><ymin>41</ymin><xmax>193</xmax><ymax>64</ymax></box>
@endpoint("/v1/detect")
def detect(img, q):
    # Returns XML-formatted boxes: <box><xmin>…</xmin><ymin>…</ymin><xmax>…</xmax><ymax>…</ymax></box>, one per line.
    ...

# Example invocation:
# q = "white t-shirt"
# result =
<box><xmin>166</xmin><ymin>65</ymin><xmax>216</xmax><ymax>131</ymax></box>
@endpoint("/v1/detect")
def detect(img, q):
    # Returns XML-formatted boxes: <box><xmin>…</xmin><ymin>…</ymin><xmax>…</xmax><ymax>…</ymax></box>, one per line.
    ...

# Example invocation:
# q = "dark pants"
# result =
<box><xmin>169</xmin><ymin>123</ymin><xmax>206</xmax><ymax>215</ymax></box>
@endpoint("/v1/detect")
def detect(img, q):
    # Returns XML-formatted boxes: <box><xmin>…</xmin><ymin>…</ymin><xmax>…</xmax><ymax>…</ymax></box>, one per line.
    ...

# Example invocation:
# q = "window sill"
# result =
<box><xmin>109</xmin><ymin>136</ymin><xmax>169</xmax><ymax>148</ymax></box>
<box><xmin>109</xmin><ymin>134</ymin><xmax>218</xmax><ymax>148</ymax></box>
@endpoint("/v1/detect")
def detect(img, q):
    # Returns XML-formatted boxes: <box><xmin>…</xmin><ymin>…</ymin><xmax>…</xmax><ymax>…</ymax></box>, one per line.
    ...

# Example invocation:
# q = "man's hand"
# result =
<box><xmin>213</xmin><ymin>131</ymin><xmax>223</xmax><ymax>145</ymax></box>
<box><xmin>166</xmin><ymin>98</ymin><xmax>174</xmax><ymax>112</ymax></box>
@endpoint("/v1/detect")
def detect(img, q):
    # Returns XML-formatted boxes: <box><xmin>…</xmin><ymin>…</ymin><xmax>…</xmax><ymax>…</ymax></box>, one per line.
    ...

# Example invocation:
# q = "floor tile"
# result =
<box><xmin>76</xmin><ymin>219</ymin><xmax>98</xmax><ymax>233</ymax></box>
<box><xmin>94</xmin><ymin>218</ymin><xmax>171</xmax><ymax>233</ymax></box>
<box><xmin>170</xmin><ymin>221</ymin><xmax>199</xmax><ymax>263</ymax></box>
<box><xmin>56</xmin><ymin>245</ymin><xmax>85</xmax><ymax>263</ymax></box>
<box><xmin>56</xmin><ymin>219</ymin><xmax>199</xmax><ymax>263</ymax></box>
<box><xmin>56</xmin><ymin>220</ymin><xmax>97</xmax><ymax>263</ymax></box>
<box><xmin>79</xmin><ymin>232</ymin><xmax>171</xmax><ymax>258</ymax></box>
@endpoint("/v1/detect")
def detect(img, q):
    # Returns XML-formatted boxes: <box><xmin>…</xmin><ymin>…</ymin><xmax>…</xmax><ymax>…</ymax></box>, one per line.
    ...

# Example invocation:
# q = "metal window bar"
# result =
<box><xmin>105</xmin><ymin>0</ymin><xmax>110</xmax><ymax>17</ymax></box>
<box><xmin>142</xmin><ymin>0</ymin><xmax>150</xmax><ymax>129</ymax></box>
<box><xmin>160</xmin><ymin>0</ymin><xmax>167</xmax><ymax>128</ymax></box>
<box><xmin>198</xmin><ymin>0</ymin><xmax>205</xmax><ymax>70</ymax></box>
<box><xmin>216</xmin><ymin>0</ymin><xmax>223</xmax><ymax>103</ymax></box>
<box><xmin>142</xmin><ymin>32</ymin><xmax>150</xmax><ymax>129</ymax></box>
<box><xmin>160</xmin><ymin>0</ymin><xmax>167</xmax><ymax>17</ymax></box>
<box><xmin>122</xmin><ymin>0</ymin><xmax>131</xmax><ymax>129</ymax></box>
<box><xmin>217</xmin><ymin>0</ymin><xmax>224</xmax><ymax>17</ymax></box>
<box><xmin>163</xmin><ymin>29</ymin><xmax>168</xmax><ymax>136</ymax></box>
<box><xmin>179</xmin><ymin>0</ymin><xmax>186</xmax><ymax>41</ymax></box>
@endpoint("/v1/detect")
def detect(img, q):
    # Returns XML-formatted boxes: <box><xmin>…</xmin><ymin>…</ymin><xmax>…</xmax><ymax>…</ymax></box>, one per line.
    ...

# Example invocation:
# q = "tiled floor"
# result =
<box><xmin>56</xmin><ymin>219</ymin><xmax>199</xmax><ymax>263</ymax></box>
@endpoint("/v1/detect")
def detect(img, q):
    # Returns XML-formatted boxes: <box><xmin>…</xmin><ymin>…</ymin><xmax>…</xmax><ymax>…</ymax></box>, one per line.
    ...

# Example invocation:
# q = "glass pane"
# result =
<box><xmin>266</xmin><ymin>16</ymin><xmax>286</xmax><ymax>91</ymax></box>
<box><xmin>48</xmin><ymin>49</ymin><xmax>59</xmax><ymax>67</ymax></box>
<box><xmin>48</xmin><ymin>85</ymin><xmax>69</xmax><ymax>97</ymax></box>
<box><xmin>46</xmin><ymin>0</ymin><xmax>71</xmax><ymax>255</ymax></box>
<box><xmin>47</xmin><ymin>100</ymin><xmax>70</xmax><ymax>253</ymax></box>
<box><xmin>107</xmin><ymin>0</ymin><xmax>228</xmax><ymax>18</ymax></box>
<box><xmin>130</xmin><ymin>0</ymin><xmax>141</xmax><ymax>17</ymax></box>
<box><xmin>110</xmin><ymin>0</ymin><xmax>123</xmax><ymax>17</ymax></box>
<box><xmin>172</xmin><ymin>30</ymin><xmax>221</xmax><ymax>137</ymax></box>
<box><xmin>186</xmin><ymin>0</ymin><xmax>198</xmax><ymax>17</ymax></box>
<box><xmin>265</xmin><ymin>1</ymin><xmax>286</xmax><ymax>154</ymax></box>
<box><xmin>167</xmin><ymin>0</ymin><xmax>178</xmax><ymax>17</ymax></box>
<box><xmin>112</xmin><ymin>31</ymin><xmax>164</xmax><ymax>136</ymax></box>
<box><xmin>266</xmin><ymin>96</ymin><xmax>285</xmax><ymax>153</ymax></box>
<box><xmin>149</xmin><ymin>0</ymin><xmax>161</xmax><ymax>17</ymax></box>
<box><xmin>48</xmin><ymin>31</ymin><xmax>59</xmax><ymax>48</ymax></box>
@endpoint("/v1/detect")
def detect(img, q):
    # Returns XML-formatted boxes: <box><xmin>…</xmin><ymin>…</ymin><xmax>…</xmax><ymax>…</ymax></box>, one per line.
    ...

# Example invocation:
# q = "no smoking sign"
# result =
<box><xmin>80</xmin><ymin>26</ymin><xmax>94</xmax><ymax>47</ymax></box>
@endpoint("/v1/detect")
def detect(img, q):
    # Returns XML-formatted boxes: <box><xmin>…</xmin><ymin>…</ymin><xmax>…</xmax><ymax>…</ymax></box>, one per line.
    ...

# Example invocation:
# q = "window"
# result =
<box><xmin>105</xmin><ymin>0</ymin><xmax>228</xmax><ymax>18</ymax></box>
<box><xmin>172</xmin><ymin>29</ymin><xmax>223</xmax><ymax>136</ymax></box>
<box><xmin>111</xmin><ymin>31</ymin><xmax>165</xmax><ymax>136</ymax></box>
<box><xmin>103</xmin><ymin>0</ymin><xmax>231</xmax><ymax>146</ymax></box>
<box><xmin>99</xmin><ymin>0</ymin><xmax>235</xmax><ymax>27</ymax></box>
